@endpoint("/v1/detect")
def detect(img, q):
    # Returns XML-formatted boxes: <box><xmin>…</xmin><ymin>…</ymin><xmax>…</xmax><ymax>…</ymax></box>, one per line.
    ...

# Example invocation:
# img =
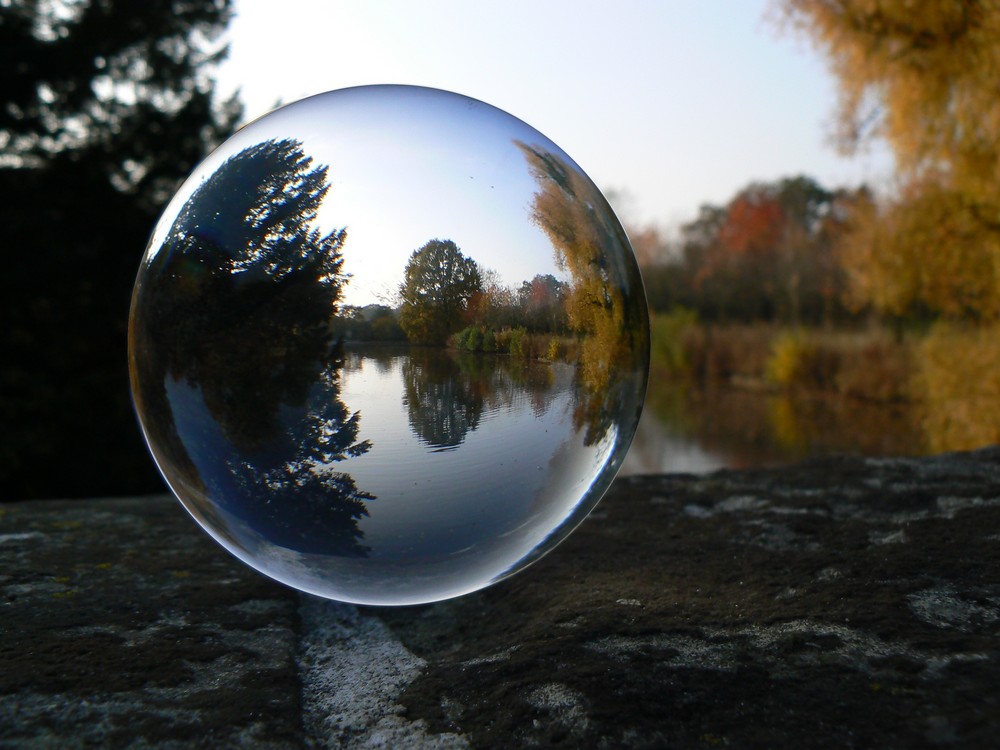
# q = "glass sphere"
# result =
<box><xmin>129</xmin><ymin>85</ymin><xmax>648</xmax><ymax>606</ymax></box>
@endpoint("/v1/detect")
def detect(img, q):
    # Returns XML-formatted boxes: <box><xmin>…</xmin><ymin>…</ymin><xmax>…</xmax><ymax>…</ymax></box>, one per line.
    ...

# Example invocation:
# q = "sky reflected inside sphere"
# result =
<box><xmin>130</xmin><ymin>85</ymin><xmax>648</xmax><ymax>605</ymax></box>
<box><xmin>150</xmin><ymin>86</ymin><xmax>563</xmax><ymax>306</ymax></box>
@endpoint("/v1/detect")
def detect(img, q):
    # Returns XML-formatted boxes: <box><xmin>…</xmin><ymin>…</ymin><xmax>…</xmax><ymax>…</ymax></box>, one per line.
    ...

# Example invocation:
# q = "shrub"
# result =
<box><xmin>768</xmin><ymin>332</ymin><xmax>805</xmax><ymax>386</ymax></box>
<box><xmin>915</xmin><ymin>322</ymin><xmax>1000</xmax><ymax>451</ymax></box>
<box><xmin>650</xmin><ymin>307</ymin><xmax>698</xmax><ymax>376</ymax></box>
<box><xmin>466</xmin><ymin>326</ymin><xmax>483</xmax><ymax>351</ymax></box>
<box><xmin>452</xmin><ymin>325</ymin><xmax>471</xmax><ymax>350</ymax></box>
<box><xmin>546</xmin><ymin>337</ymin><xmax>562</xmax><ymax>361</ymax></box>
<box><xmin>494</xmin><ymin>328</ymin><xmax>512</xmax><ymax>353</ymax></box>
<box><xmin>508</xmin><ymin>326</ymin><xmax>528</xmax><ymax>358</ymax></box>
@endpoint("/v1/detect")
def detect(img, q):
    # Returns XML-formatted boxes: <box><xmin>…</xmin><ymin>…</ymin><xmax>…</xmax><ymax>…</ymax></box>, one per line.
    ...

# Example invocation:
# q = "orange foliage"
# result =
<box><xmin>719</xmin><ymin>191</ymin><xmax>785</xmax><ymax>255</ymax></box>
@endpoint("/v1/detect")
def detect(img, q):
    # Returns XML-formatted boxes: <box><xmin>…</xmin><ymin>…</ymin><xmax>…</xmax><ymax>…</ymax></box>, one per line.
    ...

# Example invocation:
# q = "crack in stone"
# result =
<box><xmin>297</xmin><ymin>596</ymin><xmax>469</xmax><ymax>749</ymax></box>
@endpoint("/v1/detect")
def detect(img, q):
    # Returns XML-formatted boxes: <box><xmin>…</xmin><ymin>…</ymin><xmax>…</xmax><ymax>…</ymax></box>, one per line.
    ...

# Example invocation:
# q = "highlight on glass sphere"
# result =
<box><xmin>128</xmin><ymin>85</ymin><xmax>649</xmax><ymax>606</ymax></box>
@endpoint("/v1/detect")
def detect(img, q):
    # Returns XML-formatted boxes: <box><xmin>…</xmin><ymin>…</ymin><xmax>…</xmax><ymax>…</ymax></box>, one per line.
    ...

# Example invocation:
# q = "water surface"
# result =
<box><xmin>621</xmin><ymin>381</ymin><xmax>926</xmax><ymax>475</ymax></box>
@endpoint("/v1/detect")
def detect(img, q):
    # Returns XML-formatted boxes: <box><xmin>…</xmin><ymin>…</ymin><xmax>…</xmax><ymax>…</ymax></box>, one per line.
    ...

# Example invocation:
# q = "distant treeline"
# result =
<box><xmin>329</xmin><ymin>267</ymin><xmax>571</xmax><ymax>347</ymax></box>
<box><xmin>633</xmin><ymin>175</ymin><xmax>871</xmax><ymax>326</ymax></box>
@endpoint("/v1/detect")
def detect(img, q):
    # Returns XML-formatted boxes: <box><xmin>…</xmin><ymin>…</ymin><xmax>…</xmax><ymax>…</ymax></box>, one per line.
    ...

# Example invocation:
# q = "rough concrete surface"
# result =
<box><xmin>3</xmin><ymin>448</ymin><xmax>1000</xmax><ymax>747</ymax></box>
<box><xmin>0</xmin><ymin>497</ymin><xmax>302</xmax><ymax>748</ymax></box>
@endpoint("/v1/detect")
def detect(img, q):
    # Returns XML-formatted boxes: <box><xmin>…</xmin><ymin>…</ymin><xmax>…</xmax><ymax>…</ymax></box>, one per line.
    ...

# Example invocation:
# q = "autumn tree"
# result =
<box><xmin>649</xmin><ymin>175</ymin><xmax>851</xmax><ymax>324</ymax></box>
<box><xmin>517</xmin><ymin>273</ymin><xmax>569</xmax><ymax>332</ymax></box>
<box><xmin>628</xmin><ymin>225</ymin><xmax>673</xmax><ymax>269</ymax></box>
<box><xmin>517</xmin><ymin>142</ymin><xmax>641</xmax><ymax>370</ymax></box>
<box><xmin>398</xmin><ymin>239</ymin><xmax>482</xmax><ymax>344</ymax></box>
<box><xmin>465</xmin><ymin>266</ymin><xmax>518</xmax><ymax>330</ymax></box>
<box><xmin>643</xmin><ymin>203</ymin><xmax>729</xmax><ymax>314</ymax></box>
<box><xmin>518</xmin><ymin>142</ymin><xmax>648</xmax><ymax>445</ymax></box>
<box><xmin>697</xmin><ymin>184</ymin><xmax>788</xmax><ymax>321</ymax></box>
<box><xmin>778</xmin><ymin>0</ymin><xmax>1000</xmax><ymax>319</ymax></box>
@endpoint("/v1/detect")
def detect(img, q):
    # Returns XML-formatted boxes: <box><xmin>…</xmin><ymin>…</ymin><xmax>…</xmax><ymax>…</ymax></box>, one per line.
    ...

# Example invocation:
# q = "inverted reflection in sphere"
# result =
<box><xmin>129</xmin><ymin>85</ymin><xmax>649</xmax><ymax>605</ymax></box>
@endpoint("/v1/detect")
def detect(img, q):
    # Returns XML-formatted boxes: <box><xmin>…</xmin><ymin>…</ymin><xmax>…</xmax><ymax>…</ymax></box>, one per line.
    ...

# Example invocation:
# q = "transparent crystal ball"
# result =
<box><xmin>129</xmin><ymin>85</ymin><xmax>648</xmax><ymax>605</ymax></box>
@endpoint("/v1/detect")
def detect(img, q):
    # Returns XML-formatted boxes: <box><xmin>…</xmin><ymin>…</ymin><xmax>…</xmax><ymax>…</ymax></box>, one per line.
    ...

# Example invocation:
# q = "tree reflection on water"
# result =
<box><xmin>400</xmin><ymin>348</ymin><xmax>563</xmax><ymax>451</ymax></box>
<box><xmin>402</xmin><ymin>348</ymin><xmax>485</xmax><ymax>451</ymax></box>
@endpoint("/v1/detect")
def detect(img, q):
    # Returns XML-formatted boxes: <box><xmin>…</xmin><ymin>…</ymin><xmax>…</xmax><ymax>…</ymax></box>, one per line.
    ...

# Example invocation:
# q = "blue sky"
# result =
<box><xmin>148</xmin><ymin>85</ymin><xmax>582</xmax><ymax>306</ymax></box>
<box><xmin>216</xmin><ymin>0</ymin><xmax>893</xmax><ymax>233</ymax></box>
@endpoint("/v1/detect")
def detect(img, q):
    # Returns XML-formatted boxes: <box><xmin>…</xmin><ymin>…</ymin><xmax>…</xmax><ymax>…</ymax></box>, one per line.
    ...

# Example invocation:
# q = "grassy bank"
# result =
<box><xmin>651</xmin><ymin>311</ymin><xmax>912</xmax><ymax>401</ymax></box>
<box><xmin>448</xmin><ymin>324</ymin><xmax>580</xmax><ymax>362</ymax></box>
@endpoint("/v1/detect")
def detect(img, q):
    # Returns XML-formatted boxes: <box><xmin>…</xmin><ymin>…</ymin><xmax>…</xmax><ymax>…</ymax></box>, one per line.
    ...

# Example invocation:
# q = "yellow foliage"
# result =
<box><xmin>546</xmin><ymin>337</ymin><xmax>562</xmax><ymax>361</ymax></box>
<box><xmin>768</xmin><ymin>395</ymin><xmax>807</xmax><ymax>452</ymax></box>
<box><xmin>777</xmin><ymin>0</ymin><xmax>1000</xmax><ymax>175</ymax></box>
<box><xmin>778</xmin><ymin>0</ymin><xmax>1000</xmax><ymax>319</ymax></box>
<box><xmin>767</xmin><ymin>332</ymin><xmax>814</xmax><ymax>387</ymax></box>
<box><xmin>914</xmin><ymin>322</ymin><xmax>1000</xmax><ymax>452</ymax></box>
<box><xmin>840</xmin><ymin>176</ymin><xmax>1000</xmax><ymax>318</ymax></box>
<box><xmin>517</xmin><ymin>141</ymin><xmax>645</xmax><ymax>394</ymax></box>
<box><xmin>517</xmin><ymin>141</ymin><xmax>649</xmax><ymax>446</ymax></box>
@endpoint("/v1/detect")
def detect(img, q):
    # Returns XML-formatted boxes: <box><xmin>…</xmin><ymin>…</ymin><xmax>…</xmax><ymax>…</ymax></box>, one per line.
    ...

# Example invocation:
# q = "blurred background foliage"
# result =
<box><xmin>4</xmin><ymin>0</ymin><xmax>1000</xmax><ymax>497</ymax></box>
<box><xmin>631</xmin><ymin>0</ymin><xmax>1000</xmax><ymax>468</ymax></box>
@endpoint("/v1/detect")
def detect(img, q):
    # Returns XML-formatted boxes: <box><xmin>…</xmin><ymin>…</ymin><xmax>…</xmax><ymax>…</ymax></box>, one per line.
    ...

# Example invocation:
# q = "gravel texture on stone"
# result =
<box><xmin>0</xmin><ymin>498</ymin><xmax>303</xmax><ymax>748</ymax></box>
<box><xmin>3</xmin><ymin>448</ymin><xmax>1000</xmax><ymax>747</ymax></box>
<box><xmin>378</xmin><ymin>448</ymin><xmax>1000</xmax><ymax>748</ymax></box>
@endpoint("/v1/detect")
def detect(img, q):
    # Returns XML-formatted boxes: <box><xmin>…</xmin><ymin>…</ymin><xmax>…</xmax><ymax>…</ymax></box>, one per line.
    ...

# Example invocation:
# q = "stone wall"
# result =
<box><xmin>3</xmin><ymin>449</ymin><xmax>999</xmax><ymax>747</ymax></box>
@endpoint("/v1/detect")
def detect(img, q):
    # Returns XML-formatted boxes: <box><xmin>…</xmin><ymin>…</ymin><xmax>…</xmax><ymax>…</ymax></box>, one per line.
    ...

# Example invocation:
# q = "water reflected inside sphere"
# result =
<box><xmin>129</xmin><ymin>85</ymin><xmax>649</xmax><ymax>605</ymax></box>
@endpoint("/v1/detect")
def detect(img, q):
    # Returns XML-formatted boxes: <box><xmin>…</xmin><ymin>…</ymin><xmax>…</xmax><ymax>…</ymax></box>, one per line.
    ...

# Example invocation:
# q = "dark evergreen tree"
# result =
<box><xmin>132</xmin><ymin>139</ymin><xmax>375</xmax><ymax>557</ymax></box>
<box><xmin>0</xmin><ymin>0</ymin><xmax>241</xmax><ymax>498</ymax></box>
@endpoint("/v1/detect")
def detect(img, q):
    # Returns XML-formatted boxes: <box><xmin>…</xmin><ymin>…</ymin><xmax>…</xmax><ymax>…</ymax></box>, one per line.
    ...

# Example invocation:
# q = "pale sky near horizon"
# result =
<box><xmin>215</xmin><ymin>0</ymin><xmax>894</xmax><ymax>235</ymax></box>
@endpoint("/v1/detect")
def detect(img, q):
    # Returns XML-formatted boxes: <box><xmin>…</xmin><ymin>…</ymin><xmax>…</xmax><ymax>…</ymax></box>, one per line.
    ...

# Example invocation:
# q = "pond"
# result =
<box><xmin>335</xmin><ymin>346</ymin><xmax>623</xmax><ymax>563</ymax></box>
<box><xmin>621</xmin><ymin>379</ymin><xmax>928</xmax><ymax>476</ymax></box>
<box><xmin>150</xmin><ymin>344</ymin><xmax>644</xmax><ymax>604</ymax></box>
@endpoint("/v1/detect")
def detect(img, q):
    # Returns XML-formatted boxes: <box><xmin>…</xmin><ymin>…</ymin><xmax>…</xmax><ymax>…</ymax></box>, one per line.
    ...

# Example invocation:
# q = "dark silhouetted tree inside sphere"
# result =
<box><xmin>132</xmin><ymin>139</ymin><xmax>375</xmax><ymax>558</ymax></box>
